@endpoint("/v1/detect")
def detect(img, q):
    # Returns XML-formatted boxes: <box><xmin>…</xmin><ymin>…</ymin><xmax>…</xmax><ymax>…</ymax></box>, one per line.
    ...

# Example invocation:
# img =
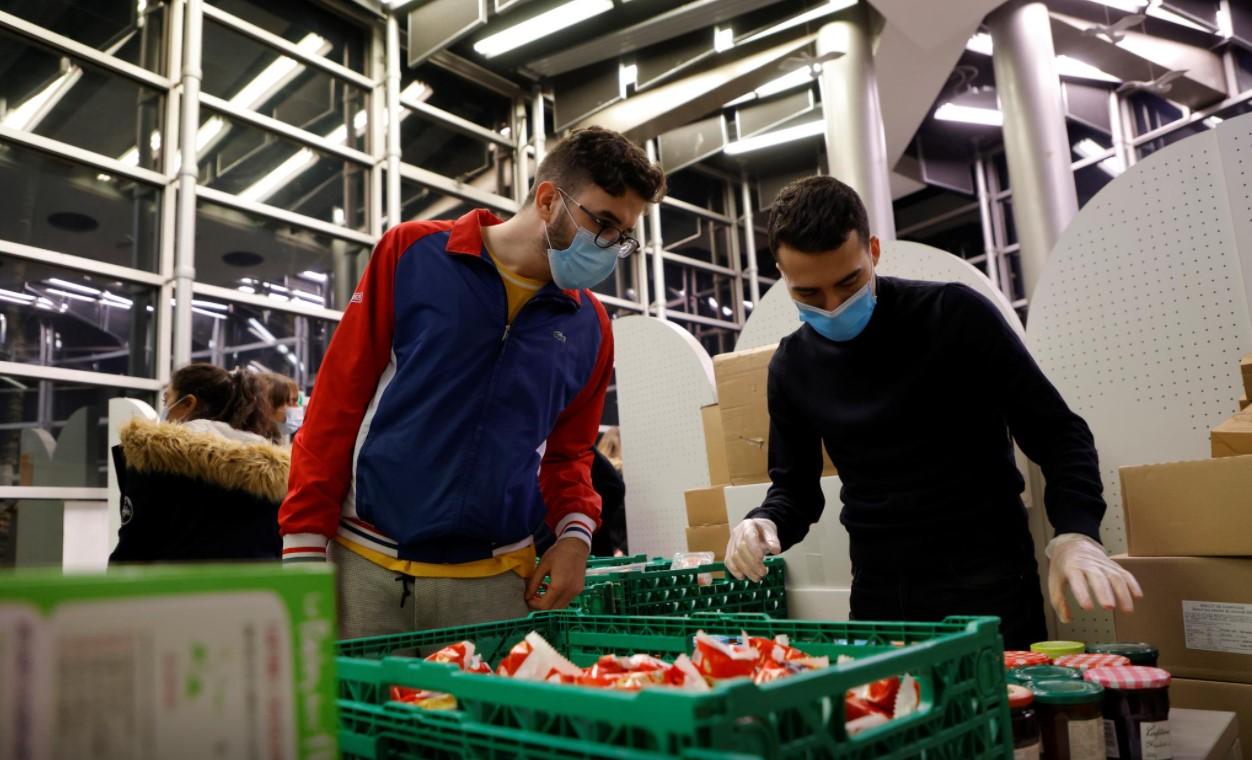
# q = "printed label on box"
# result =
<box><xmin>1182</xmin><ymin>601</ymin><xmax>1252</xmax><ymax>656</ymax></box>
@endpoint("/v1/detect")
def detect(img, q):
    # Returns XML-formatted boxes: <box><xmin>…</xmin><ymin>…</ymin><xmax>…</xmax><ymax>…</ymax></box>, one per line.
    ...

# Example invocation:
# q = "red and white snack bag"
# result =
<box><xmin>425</xmin><ymin>641</ymin><xmax>492</xmax><ymax>675</ymax></box>
<box><xmin>575</xmin><ymin>654</ymin><xmax>670</xmax><ymax>690</ymax></box>
<box><xmin>893</xmin><ymin>675</ymin><xmax>921</xmax><ymax>718</ymax></box>
<box><xmin>665</xmin><ymin>654</ymin><xmax>711</xmax><ymax>692</ymax></box>
<box><xmin>389</xmin><ymin>686</ymin><xmax>458</xmax><ymax>710</ymax></box>
<box><xmin>846</xmin><ymin>713</ymin><xmax>890</xmax><ymax>736</ymax></box>
<box><xmin>691</xmin><ymin>632</ymin><xmax>759</xmax><ymax>681</ymax></box>
<box><xmin>496</xmin><ymin>632</ymin><xmax>583</xmax><ymax>681</ymax></box>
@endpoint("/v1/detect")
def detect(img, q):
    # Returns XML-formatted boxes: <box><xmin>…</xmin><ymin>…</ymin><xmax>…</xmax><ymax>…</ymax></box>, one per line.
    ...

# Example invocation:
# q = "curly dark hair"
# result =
<box><xmin>171</xmin><ymin>364</ymin><xmax>275</xmax><ymax>439</ymax></box>
<box><xmin>526</xmin><ymin>126</ymin><xmax>666</xmax><ymax>204</ymax></box>
<box><xmin>768</xmin><ymin>176</ymin><xmax>870</xmax><ymax>259</ymax></box>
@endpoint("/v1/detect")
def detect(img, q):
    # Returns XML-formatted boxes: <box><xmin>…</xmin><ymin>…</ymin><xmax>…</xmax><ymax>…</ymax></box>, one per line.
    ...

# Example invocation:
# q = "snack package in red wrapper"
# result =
<box><xmin>425</xmin><ymin>641</ymin><xmax>492</xmax><ymax>675</ymax></box>
<box><xmin>844</xmin><ymin>696</ymin><xmax>890</xmax><ymax>722</ymax></box>
<box><xmin>846</xmin><ymin>713</ymin><xmax>890</xmax><ymax>736</ymax></box>
<box><xmin>496</xmin><ymin>632</ymin><xmax>583</xmax><ymax>682</ymax></box>
<box><xmin>893</xmin><ymin>675</ymin><xmax>920</xmax><ymax>718</ymax></box>
<box><xmin>691</xmin><ymin>632</ymin><xmax>759</xmax><ymax>681</ymax></box>
<box><xmin>389</xmin><ymin>686</ymin><xmax>458</xmax><ymax>710</ymax></box>
<box><xmin>665</xmin><ymin>654</ymin><xmax>711</xmax><ymax>692</ymax></box>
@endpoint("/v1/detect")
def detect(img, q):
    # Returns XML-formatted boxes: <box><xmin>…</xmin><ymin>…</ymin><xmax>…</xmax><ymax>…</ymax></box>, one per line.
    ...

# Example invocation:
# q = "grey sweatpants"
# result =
<box><xmin>331</xmin><ymin>541</ymin><xmax>531</xmax><ymax>640</ymax></box>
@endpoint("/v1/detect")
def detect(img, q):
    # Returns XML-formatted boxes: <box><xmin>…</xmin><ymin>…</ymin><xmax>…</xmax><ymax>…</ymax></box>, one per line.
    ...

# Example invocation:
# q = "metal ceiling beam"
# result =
<box><xmin>1050</xmin><ymin>11</ymin><xmax>1228</xmax><ymax>108</ymax></box>
<box><xmin>572</xmin><ymin>34</ymin><xmax>821</xmax><ymax>145</ymax></box>
<box><xmin>525</xmin><ymin>0</ymin><xmax>782</xmax><ymax>78</ymax></box>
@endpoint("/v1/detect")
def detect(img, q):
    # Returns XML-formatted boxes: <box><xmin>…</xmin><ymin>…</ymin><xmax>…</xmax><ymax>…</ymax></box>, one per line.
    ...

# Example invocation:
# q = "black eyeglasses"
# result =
<box><xmin>559</xmin><ymin>189</ymin><xmax>641</xmax><ymax>259</ymax></box>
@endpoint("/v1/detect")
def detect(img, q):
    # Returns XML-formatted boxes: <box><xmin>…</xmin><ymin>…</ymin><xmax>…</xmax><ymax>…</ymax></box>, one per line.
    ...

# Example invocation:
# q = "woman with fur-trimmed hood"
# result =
<box><xmin>110</xmin><ymin>364</ymin><xmax>289</xmax><ymax>563</ymax></box>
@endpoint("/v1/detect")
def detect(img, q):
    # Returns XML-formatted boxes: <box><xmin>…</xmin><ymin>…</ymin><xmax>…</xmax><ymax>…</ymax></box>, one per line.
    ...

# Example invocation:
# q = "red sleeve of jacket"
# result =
<box><xmin>278</xmin><ymin>221</ymin><xmax>449</xmax><ymax>562</ymax></box>
<box><xmin>539</xmin><ymin>295</ymin><xmax>614</xmax><ymax>548</ymax></box>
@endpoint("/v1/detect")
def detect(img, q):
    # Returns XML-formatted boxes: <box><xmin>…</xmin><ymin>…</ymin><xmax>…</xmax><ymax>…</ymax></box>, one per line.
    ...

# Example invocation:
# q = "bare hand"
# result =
<box><xmin>525</xmin><ymin>537</ymin><xmax>591</xmax><ymax>611</ymax></box>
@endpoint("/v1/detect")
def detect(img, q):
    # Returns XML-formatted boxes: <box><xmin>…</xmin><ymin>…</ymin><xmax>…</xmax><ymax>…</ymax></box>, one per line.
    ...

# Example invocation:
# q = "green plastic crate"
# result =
<box><xmin>336</xmin><ymin>611</ymin><xmax>1011</xmax><ymax>759</ymax></box>
<box><xmin>571</xmin><ymin>558</ymin><xmax>787</xmax><ymax>617</ymax></box>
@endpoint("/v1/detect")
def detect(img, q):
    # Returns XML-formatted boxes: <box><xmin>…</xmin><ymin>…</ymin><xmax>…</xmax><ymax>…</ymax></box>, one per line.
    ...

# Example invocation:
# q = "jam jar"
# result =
<box><xmin>1085</xmin><ymin>666</ymin><xmax>1173</xmax><ymax>760</ymax></box>
<box><xmin>1033</xmin><ymin>680</ymin><xmax>1106</xmax><ymax>760</ymax></box>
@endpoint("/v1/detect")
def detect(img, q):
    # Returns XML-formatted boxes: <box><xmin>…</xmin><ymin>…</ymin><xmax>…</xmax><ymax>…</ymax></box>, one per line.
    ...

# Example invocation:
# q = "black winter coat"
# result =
<box><xmin>109</xmin><ymin>418</ymin><xmax>288</xmax><ymax>563</ymax></box>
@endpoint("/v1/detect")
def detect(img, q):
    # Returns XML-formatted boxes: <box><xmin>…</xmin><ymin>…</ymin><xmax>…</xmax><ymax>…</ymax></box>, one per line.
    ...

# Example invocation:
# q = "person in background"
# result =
<box><xmin>591</xmin><ymin>428</ymin><xmax>627</xmax><ymax>557</ymax></box>
<box><xmin>110</xmin><ymin>364</ymin><xmax>288</xmax><ymax>563</ymax></box>
<box><xmin>260</xmin><ymin>371</ymin><xmax>302</xmax><ymax>445</ymax></box>
<box><xmin>279</xmin><ymin>127</ymin><xmax>666</xmax><ymax>638</ymax></box>
<box><xmin>724</xmin><ymin>176</ymin><xmax>1140</xmax><ymax>649</ymax></box>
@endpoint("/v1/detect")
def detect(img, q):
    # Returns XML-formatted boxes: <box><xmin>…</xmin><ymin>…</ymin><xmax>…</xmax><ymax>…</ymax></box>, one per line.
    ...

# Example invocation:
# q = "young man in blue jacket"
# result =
<box><xmin>724</xmin><ymin>176</ymin><xmax>1140</xmax><ymax>649</ymax></box>
<box><xmin>279</xmin><ymin>127</ymin><xmax>665</xmax><ymax>638</ymax></box>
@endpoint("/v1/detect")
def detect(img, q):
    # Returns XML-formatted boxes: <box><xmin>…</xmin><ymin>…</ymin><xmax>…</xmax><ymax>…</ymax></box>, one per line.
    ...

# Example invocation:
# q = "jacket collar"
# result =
<box><xmin>444</xmin><ymin>209</ymin><xmax>583</xmax><ymax>305</ymax></box>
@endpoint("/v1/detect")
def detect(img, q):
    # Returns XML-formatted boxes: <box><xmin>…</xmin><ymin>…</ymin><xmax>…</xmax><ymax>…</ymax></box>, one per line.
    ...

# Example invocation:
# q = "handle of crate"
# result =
<box><xmin>690</xmin><ymin>611</ymin><xmax>773</xmax><ymax>621</ymax></box>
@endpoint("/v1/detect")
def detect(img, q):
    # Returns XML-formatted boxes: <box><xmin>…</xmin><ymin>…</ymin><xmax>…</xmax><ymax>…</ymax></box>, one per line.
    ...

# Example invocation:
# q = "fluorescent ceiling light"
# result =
<box><xmin>101</xmin><ymin>292</ymin><xmax>133</xmax><ymax>307</ymax></box>
<box><xmin>45</xmin><ymin>288</ymin><xmax>96</xmax><ymax>303</ymax></box>
<box><xmin>714</xmin><ymin>26</ymin><xmax>735</xmax><ymax>53</ymax></box>
<box><xmin>755</xmin><ymin>66</ymin><xmax>818</xmax><ymax>98</ymax></box>
<box><xmin>706</xmin><ymin>297</ymin><xmax>718</xmax><ymax>309</ymax></box>
<box><xmin>0</xmin><ymin>289</ymin><xmax>34</xmax><ymax>303</ymax></box>
<box><xmin>0</xmin><ymin>293</ymin><xmax>34</xmax><ymax>306</ymax></box>
<box><xmin>966</xmin><ymin>33</ymin><xmax>1117</xmax><ymax>83</ymax></box>
<box><xmin>247</xmin><ymin>318</ymin><xmax>277</xmax><ymax>344</ymax></box>
<box><xmin>619</xmin><ymin>63</ymin><xmax>638</xmax><ymax>97</ymax></box>
<box><xmin>2</xmin><ymin>71</ymin><xmax>75</xmax><ymax>130</ymax></box>
<box><xmin>1081</xmin><ymin>0</ymin><xmax>1146</xmax><ymax>12</ymax></box>
<box><xmin>966</xmin><ymin>32</ymin><xmax>994</xmax><ymax>55</ymax></box>
<box><xmin>1217</xmin><ymin>6</ymin><xmax>1233</xmax><ymax>37</ymax></box>
<box><xmin>741</xmin><ymin>0</ymin><xmax>857</xmax><ymax>45</ymax></box>
<box><xmin>1145</xmin><ymin>4</ymin><xmax>1208</xmax><ymax>31</ymax></box>
<box><xmin>192</xmin><ymin>307</ymin><xmax>227</xmax><ymax>320</ymax></box>
<box><xmin>721</xmin><ymin>306</ymin><xmax>733</xmax><ymax>317</ymax></box>
<box><xmin>934</xmin><ymin>102</ymin><xmax>1003</xmax><ymax>126</ymax></box>
<box><xmin>724</xmin><ymin>119</ymin><xmax>824</xmax><ymax>155</ymax></box>
<box><xmin>237</xmin><ymin>285</ymin><xmax>257</xmax><ymax>294</ymax></box>
<box><xmin>1074</xmin><ymin>137</ymin><xmax>1124</xmax><ymax>176</ymax></box>
<box><xmin>1204</xmin><ymin>115</ymin><xmax>1224</xmax><ymax>128</ymax></box>
<box><xmin>239</xmin><ymin>149</ymin><xmax>317</xmax><ymax>203</ymax></box>
<box><xmin>46</xmin><ymin>278</ymin><xmax>100</xmax><ymax>295</ymax></box>
<box><xmin>191</xmin><ymin>299</ymin><xmax>229</xmax><ymax>311</ymax></box>
<box><xmin>298</xmin><ymin>270</ymin><xmax>329</xmax><ymax>283</ymax></box>
<box><xmin>473</xmin><ymin>0</ymin><xmax>614</xmax><ymax>59</ymax></box>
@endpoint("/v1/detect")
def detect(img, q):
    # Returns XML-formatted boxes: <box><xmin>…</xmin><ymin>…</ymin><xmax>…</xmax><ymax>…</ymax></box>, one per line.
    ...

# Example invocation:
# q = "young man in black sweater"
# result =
<box><xmin>724</xmin><ymin>176</ymin><xmax>1141</xmax><ymax>648</ymax></box>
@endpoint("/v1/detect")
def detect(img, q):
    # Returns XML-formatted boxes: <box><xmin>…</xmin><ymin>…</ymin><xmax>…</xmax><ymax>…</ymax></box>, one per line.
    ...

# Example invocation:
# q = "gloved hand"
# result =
<box><xmin>725</xmin><ymin>518</ymin><xmax>781</xmax><ymax>583</ymax></box>
<box><xmin>1046</xmin><ymin>533</ymin><xmax>1143</xmax><ymax>624</ymax></box>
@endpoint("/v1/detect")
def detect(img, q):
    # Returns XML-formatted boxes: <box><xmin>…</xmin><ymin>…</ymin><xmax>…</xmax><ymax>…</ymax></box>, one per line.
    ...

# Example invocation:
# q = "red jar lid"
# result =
<box><xmin>1004</xmin><ymin>651</ymin><xmax>1051</xmax><ymax>669</ymax></box>
<box><xmin>1085</xmin><ymin>666</ymin><xmax>1172</xmax><ymax>690</ymax></box>
<box><xmin>1007</xmin><ymin>684</ymin><xmax>1035</xmax><ymax>709</ymax></box>
<box><xmin>1055</xmin><ymin>653</ymin><xmax>1132</xmax><ymax>671</ymax></box>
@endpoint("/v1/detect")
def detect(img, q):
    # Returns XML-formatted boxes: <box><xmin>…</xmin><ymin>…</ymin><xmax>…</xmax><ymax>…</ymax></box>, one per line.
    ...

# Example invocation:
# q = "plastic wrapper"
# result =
<box><xmin>585</xmin><ymin>562</ymin><xmax>651</xmax><ymax>577</ymax></box>
<box><xmin>670</xmin><ymin>551</ymin><xmax>716</xmax><ymax>586</ymax></box>
<box><xmin>426</xmin><ymin>641</ymin><xmax>492</xmax><ymax>675</ymax></box>
<box><xmin>389</xmin><ymin>686</ymin><xmax>458</xmax><ymax>710</ymax></box>
<box><xmin>691</xmin><ymin>632</ymin><xmax>760</xmax><ymax>681</ymax></box>
<box><xmin>496</xmin><ymin>632</ymin><xmax>583</xmax><ymax>681</ymax></box>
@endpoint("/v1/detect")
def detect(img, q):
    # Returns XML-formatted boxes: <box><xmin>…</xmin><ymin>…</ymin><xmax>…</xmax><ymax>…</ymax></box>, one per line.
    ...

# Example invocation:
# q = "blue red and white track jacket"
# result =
<box><xmin>279</xmin><ymin>209</ymin><xmax>613</xmax><ymax>564</ymax></box>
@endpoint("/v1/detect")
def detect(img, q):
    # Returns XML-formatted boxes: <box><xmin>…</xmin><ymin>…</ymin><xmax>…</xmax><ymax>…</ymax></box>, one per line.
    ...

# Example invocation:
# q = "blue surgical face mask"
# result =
<box><xmin>794</xmin><ymin>274</ymin><xmax>877</xmax><ymax>342</ymax></box>
<box><xmin>544</xmin><ymin>195</ymin><xmax>618</xmax><ymax>290</ymax></box>
<box><xmin>159</xmin><ymin>394</ymin><xmax>190</xmax><ymax>423</ymax></box>
<box><xmin>282</xmin><ymin>405</ymin><xmax>304</xmax><ymax>436</ymax></box>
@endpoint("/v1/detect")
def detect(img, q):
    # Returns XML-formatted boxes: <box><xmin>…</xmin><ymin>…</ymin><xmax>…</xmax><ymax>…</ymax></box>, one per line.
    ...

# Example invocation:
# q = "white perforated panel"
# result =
<box><xmin>737</xmin><ymin>240</ymin><xmax>1025</xmax><ymax>351</ymax></box>
<box><xmin>1028</xmin><ymin>114</ymin><xmax>1252</xmax><ymax>643</ymax></box>
<box><xmin>613</xmin><ymin>316</ymin><xmax>717</xmax><ymax>558</ymax></box>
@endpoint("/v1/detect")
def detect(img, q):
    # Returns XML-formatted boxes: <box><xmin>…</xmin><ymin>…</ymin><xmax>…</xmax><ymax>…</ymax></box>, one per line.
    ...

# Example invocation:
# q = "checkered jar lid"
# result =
<box><xmin>1085</xmin><ymin>666</ymin><xmax>1172</xmax><ymax>690</ymax></box>
<box><xmin>1004</xmin><ymin>651</ymin><xmax>1052</xmax><ymax>669</ymax></box>
<box><xmin>1054</xmin><ymin>653</ymin><xmax>1131</xmax><ymax>671</ymax></box>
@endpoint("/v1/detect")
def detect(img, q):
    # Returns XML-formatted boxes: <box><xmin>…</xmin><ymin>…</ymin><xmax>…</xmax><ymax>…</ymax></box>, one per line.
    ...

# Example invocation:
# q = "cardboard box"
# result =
<box><xmin>685</xmin><ymin>485</ymin><xmax>728</xmax><ymax>527</ymax></box>
<box><xmin>686</xmin><ymin>523</ymin><xmax>730</xmax><ymax>560</ymax></box>
<box><xmin>1240</xmin><ymin>392</ymin><xmax>1249</xmax><ymax>412</ymax></box>
<box><xmin>1113</xmin><ymin>555</ymin><xmax>1252</xmax><ymax>685</ymax></box>
<box><xmin>1213</xmin><ymin>410</ymin><xmax>1252</xmax><ymax>458</ymax></box>
<box><xmin>713</xmin><ymin>345</ymin><xmax>836</xmax><ymax>486</ymax></box>
<box><xmin>1242</xmin><ymin>354</ymin><xmax>1252</xmax><ymax>399</ymax></box>
<box><xmin>0</xmin><ymin>564</ymin><xmax>337</xmax><ymax>757</ymax></box>
<box><xmin>1172</xmin><ymin>680</ymin><xmax>1252</xmax><ymax>757</ymax></box>
<box><xmin>1120</xmin><ymin>455</ymin><xmax>1252</xmax><ymax>556</ymax></box>
<box><xmin>701</xmin><ymin>404</ymin><xmax>730</xmax><ymax>486</ymax></box>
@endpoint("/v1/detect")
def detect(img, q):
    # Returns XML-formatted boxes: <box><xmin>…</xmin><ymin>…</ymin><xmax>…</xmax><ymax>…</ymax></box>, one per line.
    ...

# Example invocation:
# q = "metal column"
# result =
<box><xmin>646</xmin><ymin>140</ymin><xmax>666</xmax><ymax>320</ymax></box>
<box><xmin>532</xmin><ymin>91</ymin><xmax>547</xmax><ymax>165</ymax></box>
<box><xmin>723</xmin><ymin>182</ymin><xmax>746</xmax><ymax>325</ymax></box>
<box><xmin>633</xmin><ymin>217</ymin><xmax>649</xmax><ymax>316</ymax></box>
<box><xmin>974</xmin><ymin>158</ymin><xmax>1003</xmax><ymax>295</ymax></box>
<box><xmin>815</xmin><ymin>4</ymin><xmax>896</xmax><ymax>240</ymax></box>
<box><xmin>740</xmin><ymin>177</ymin><xmax>761</xmax><ymax>306</ymax></box>
<box><xmin>385</xmin><ymin>15</ymin><xmax>402</xmax><ymax>228</ymax></box>
<box><xmin>172</xmin><ymin>0</ymin><xmax>203</xmax><ymax>368</ymax></box>
<box><xmin>988</xmin><ymin>0</ymin><xmax>1079</xmax><ymax>301</ymax></box>
<box><xmin>513</xmin><ymin>99</ymin><xmax>529</xmax><ymax>204</ymax></box>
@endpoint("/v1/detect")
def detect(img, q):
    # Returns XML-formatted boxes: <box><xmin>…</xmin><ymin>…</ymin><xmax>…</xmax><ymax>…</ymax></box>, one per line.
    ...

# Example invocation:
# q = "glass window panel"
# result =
<box><xmin>202</xmin><ymin>20</ymin><xmax>369</xmax><ymax>151</ymax></box>
<box><xmin>188</xmin><ymin>305</ymin><xmax>334</xmax><ymax>392</ymax></box>
<box><xmin>197</xmin><ymin>113</ymin><xmax>368</xmax><ymax>229</ymax></box>
<box><xmin>1130</xmin><ymin>91</ymin><xmax>1185</xmax><ymax>136</ymax></box>
<box><xmin>194</xmin><ymin>201</ymin><xmax>370</xmax><ymax>313</ymax></box>
<box><xmin>211</xmin><ymin>0</ymin><xmax>368</xmax><ymax>73</ymax></box>
<box><xmin>1067</xmin><ymin>121</ymin><xmax>1113</xmax><ymax>163</ymax></box>
<box><xmin>0</xmin><ymin>379</ymin><xmax>153</xmax><ymax>491</ymax></box>
<box><xmin>664</xmin><ymin>171</ymin><xmax>727</xmax><ymax>214</ymax></box>
<box><xmin>0</xmin><ymin>0</ymin><xmax>167</xmax><ymax>72</ymax></box>
<box><xmin>0</xmin><ymin>28</ymin><xmax>166</xmax><ymax>171</ymax></box>
<box><xmin>1004</xmin><ymin>250</ymin><xmax>1026</xmax><ymax>303</ymax></box>
<box><xmin>1075</xmin><ymin>161</ymin><xmax>1118</xmax><ymax>208</ymax></box>
<box><xmin>0</xmin><ymin>255</ymin><xmax>157</xmax><ymax>377</ymax></box>
<box><xmin>404</xmin><ymin>62</ymin><xmax>511</xmax><ymax>131</ymax></box>
<box><xmin>899</xmin><ymin>207</ymin><xmax>984</xmax><ymax>260</ymax></box>
<box><xmin>396</xmin><ymin>178</ymin><xmax>510</xmax><ymax>225</ymax></box>
<box><xmin>999</xmin><ymin>198</ymin><xmax>1018</xmax><ymax>247</ymax></box>
<box><xmin>0</xmin><ymin>139</ymin><xmax>162</xmax><ymax>272</ymax></box>
<box><xmin>398</xmin><ymin>118</ymin><xmax>502</xmax><ymax>193</ymax></box>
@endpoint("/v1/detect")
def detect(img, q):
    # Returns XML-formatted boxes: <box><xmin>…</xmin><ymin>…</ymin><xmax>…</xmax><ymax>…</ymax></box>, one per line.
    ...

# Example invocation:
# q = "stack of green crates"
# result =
<box><xmin>571</xmin><ymin>557</ymin><xmax>787</xmax><ymax>617</ymax></box>
<box><xmin>335</xmin><ymin>611</ymin><xmax>1011</xmax><ymax>759</ymax></box>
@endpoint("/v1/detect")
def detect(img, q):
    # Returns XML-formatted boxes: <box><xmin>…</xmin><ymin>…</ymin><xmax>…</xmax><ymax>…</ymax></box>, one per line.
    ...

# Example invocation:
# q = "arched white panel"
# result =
<box><xmin>613</xmin><ymin>316</ymin><xmax>716</xmax><ymax>558</ymax></box>
<box><xmin>1028</xmin><ymin>114</ymin><xmax>1252</xmax><ymax>642</ymax></box>
<box><xmin>737</xmin><ymin>240</ymin><xmax>1024</xmax><ymax>351</ymax></box>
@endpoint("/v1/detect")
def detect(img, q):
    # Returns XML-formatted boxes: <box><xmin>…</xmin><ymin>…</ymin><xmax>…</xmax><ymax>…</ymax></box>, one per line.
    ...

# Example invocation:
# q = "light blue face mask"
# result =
<box><xmin>795</xmin><ymin>274</ymin><xmax>877</xmax><ymax>342</ymax></box>
<box><xmin>282</xmin><ymin>405</ymin><xmax>304</xmax><ymax>436</ymax></box>
<box><xmin>544</xmin><ymin>195</ymin><xmax>618</xmax><ymax>290</ymax></box>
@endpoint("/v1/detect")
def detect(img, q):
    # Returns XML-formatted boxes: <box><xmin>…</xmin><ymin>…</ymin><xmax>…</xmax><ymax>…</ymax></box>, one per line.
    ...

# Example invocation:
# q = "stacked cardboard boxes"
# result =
<box><xmin>1113</xmin><ymin>355</ymin><xmax>1252</xmax><ymax>744</ymax></box>
<box><xmin>684</xmin><ymin>486</ymin><xmax>730</xmax><ymax>560</ymax></box>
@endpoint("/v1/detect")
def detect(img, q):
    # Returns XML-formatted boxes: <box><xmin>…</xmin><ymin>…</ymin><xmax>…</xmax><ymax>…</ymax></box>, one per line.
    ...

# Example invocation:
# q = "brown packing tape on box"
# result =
<box><xmin>713</xmin><ymin>344</ymin><xmax>836</xmax><ymax>486</ymax></box>
<box><xmin>1212</xmin><ymin>409</ymin><xmax>1252</xmax><ymax>458</ymax></box>
<box><xmin>685</xmin><ymin>486</ymin><xmax>728</xmax><ymax>527</ymax></box>
<box><xmin>1120</xmin><ymin>454</ymin><xmax>1252</xmax><ymax>556</ymax></box>
<box><xmin>686</xmin><ymin>524</ymin><xmax>730</xmax><ymax>561</ymax></box>
<box><xmin>1171</xmin><ymin>679</ymin><xmax>1252</xmax><ymax>756</ymax></box>
<box><xmin>701</xmin><ymin>404</ymin><xmax>730</xmax><ymax>487</ymax></box>
<box><xmin>1112</xmin><ymin>556</ymin><xmax>1252</xmax><ymax>685</ymax></box>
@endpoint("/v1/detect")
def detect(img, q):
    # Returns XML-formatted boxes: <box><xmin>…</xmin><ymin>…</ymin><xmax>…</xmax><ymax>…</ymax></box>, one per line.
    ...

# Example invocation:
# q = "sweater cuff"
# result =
<box><xmin>282</xmin><ymin>532</ymin><xmax>329</xmax><ymax>563</ymax></box>
<box><xmin>555</xmin><ymin>513</ymin><xmax>595</xmax><ymax>550</ymax></box>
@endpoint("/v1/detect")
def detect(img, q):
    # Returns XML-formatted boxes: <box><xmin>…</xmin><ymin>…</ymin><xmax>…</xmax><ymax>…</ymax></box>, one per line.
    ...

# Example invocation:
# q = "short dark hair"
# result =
<box><xmin>172</xmin><ymin>364</ymin><xmax>275</xmax><ymax>439</ymax></box>
<box><xmin>527</xmin><ymin>126</ymin><xmax>666</xmax><ymax>204</ymax></box>
<box><xmin>768</xmin><ymin>176</ymin><xmax>870</xmax><ymax>259</ymax></box>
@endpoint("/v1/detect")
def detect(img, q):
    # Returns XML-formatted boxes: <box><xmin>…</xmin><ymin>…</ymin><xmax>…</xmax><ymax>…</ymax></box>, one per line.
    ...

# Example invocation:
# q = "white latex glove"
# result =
<box><xmin>1046</xmin><ymin>533</ymin><xmax>1143</xmax><ymax>624</ymax></box>
<box><xmin>725</xmin><ymin>518</ymin><xmax>781</xmax><ymax>583</ymax></box>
